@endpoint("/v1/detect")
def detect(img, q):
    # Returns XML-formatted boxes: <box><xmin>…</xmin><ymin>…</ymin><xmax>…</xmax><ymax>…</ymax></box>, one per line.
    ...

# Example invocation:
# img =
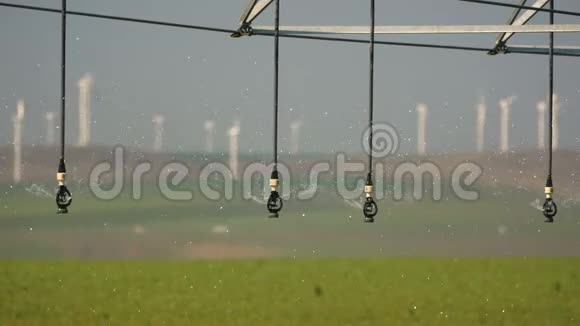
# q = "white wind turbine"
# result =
<box><xmin>536</xmin><ymin>101</ymin><xmax>547</xmax><ymax>150</ymax></box>
<box><xmin>45</xmin><ymin>111</ymin><xmax>56</xmax><ymax>146</ymax></box>
<box><xmin>416</xmin><ymin>103</ymin><xmax>428</xmax><ymax>155</ymax></box>
<box><xmin>228</xmin><ymin>120</ymin><xmax>241</xmax><ymax>180</ymax></box>
<box><xmin>499</xmin><ymin>96</ymin><xmax>516</xmax><ymax>153</ymax></box>
<box><xmin>152</xmin><ymin>114</ymin><xmax>165</xmax><ymax>153</ymax></box>
<box><xmin>552</xmin><ymin>94</ymin><xmax>560</xmax><ymax>150</ymax></box>
<box><xmin>77</xmin><ymin>74</ymin><xmax>94</xmax><ymax>147</ymax></box>
<box><xmin>289</xmin><ymin>120</ymin><xmax>302</xmax><ymax>154</ymax></box>
<box><xmin>204</xmin><ymin>120</ymin><xmax>216</xmax><ymax>153</ymax></box>
<box><xmin>12</xmin><ymin>100</ymin><xmax>25</xmax><ymax>184</ymax></box>
<box><xmin>476</xmin><ymin>97</ymin><xmax>486</xmax><ymax>153</ymax></box>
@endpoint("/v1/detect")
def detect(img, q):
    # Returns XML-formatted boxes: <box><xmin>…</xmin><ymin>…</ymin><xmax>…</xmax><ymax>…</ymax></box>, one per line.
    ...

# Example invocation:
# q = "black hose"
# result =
<box><xmin>362</xmin><ymin>0</ymin><xmax>379</xmax><ymax>223</ymax></box>
<box><xmin>548</xmin><ymin>0</ymin><xmax>554</xmax><ymax>178</ymax></box>
<box><xmin>266</xmin><ymin>0</ymin><xmax>283</xmax><ymax>218</ymax></box>
<box><xmin>60</xmin><ymin>0</ymin><xmax>66</xmax><ymax>161</ymax></box>
<box><xmin>273</xmin><ymin>0</ymin><xmax>280</xmax><ymax>169</ymax></box>
<box><xmin>542</xmin><ymin>0</ymin><xmax>557</xmax><ymax>223</ymax></box>
<box><xmin>55</xmin><ymin>0</ymin><xmax>72</xmax><ymax>214</ymax></box>
<box><xmin>368</xmin><ymin>0</ymin><xmax>375</xmax><ymax>171</ymax></box>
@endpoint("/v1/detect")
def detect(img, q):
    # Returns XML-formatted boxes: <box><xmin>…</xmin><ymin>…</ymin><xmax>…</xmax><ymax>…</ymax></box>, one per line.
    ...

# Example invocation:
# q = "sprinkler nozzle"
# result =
<box><xmin>363</xmin><ymin>197</ymin><xmax>378</xmax><ymax>223</ymax></box>
<box><xmin>56</xmin><ymin>184</ymin><xmax>72</xmax><ymax>214</ymax></box>
<box><xmin>362</xmin><ymin>173</ymin><xmax>378</xmax><ymax>223</ymax></box>
<box><xmin>543</xmin><ymin>176</ymin><xmax>557</xmax><ymax>223</ymax></box>
<box><xmin>267</xmin><ymin>170</ymin><xmax>283</xmax><ymax>218</ymax></box>
<box><xmin>56</xmin><ymin>159</ymin><xmax>72</xmax><ymax>214</ymax></box>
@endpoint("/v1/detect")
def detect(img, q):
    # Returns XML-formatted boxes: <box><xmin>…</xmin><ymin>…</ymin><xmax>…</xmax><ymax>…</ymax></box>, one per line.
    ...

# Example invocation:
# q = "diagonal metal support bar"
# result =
<box><xmin>239</xmin><ymin>0</ymin><xmax>274</xmax><ymax>25</ymax></box>
<box><xmin>496</xmin><ymin>0</ymin><xmax>551</xmax><ymax>45</ymax></box>
<box><xmin>460</xmin><ymin>0</ymin><xmax>580</xmax><ymax>18</ymax></box>
<box><xmin>494</xmin><ymin>0</ymin><xmax>528</xmax><ymax>48</ymax></box>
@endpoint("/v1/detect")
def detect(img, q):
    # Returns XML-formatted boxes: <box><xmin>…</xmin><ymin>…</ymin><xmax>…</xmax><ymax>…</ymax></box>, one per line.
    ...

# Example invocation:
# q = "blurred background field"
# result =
<box><xmin>1</xmin><ymin>147</ymin><xmax>580</xmax><ymax>259</ymax></box>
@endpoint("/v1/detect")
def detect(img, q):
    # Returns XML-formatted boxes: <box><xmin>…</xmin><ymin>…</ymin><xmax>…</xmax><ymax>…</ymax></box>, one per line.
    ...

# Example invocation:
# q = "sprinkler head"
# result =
<box><xmin>56</xmin><ymin>184</ymin><xmax>72</xmax><ymax>214</ymax></box>
<box><xmin>267</xmin><ymin>170</ymin><xmax>283</xmax><ymax>218</ymax></box>
<box><xmin>363</xmin><ymin>173</ymin><xmax>378</xmax><ymax>222</ymax></box>
<box><xmin>267</xmin><ymin>190</ymin><xmax>283</xmax><ymax>218</ymax></box>
<box><xmin>542</xmin><ymin>198</ymin><xmax>557</xmax><ymax>223</ymax></box>
<box><xmin>543</xmin><ymin>177</ymin><xmax>556</xmax><ymax>222</ymax></box>
<box><xmin>363</xmin><ymin>197</ymin><xmax>378</xmax><ymax>223</ymax></box>
<box><xmin>56</xmin><ymin>158</ymin><xmax>72</xmax><ymax>214</ymax></box>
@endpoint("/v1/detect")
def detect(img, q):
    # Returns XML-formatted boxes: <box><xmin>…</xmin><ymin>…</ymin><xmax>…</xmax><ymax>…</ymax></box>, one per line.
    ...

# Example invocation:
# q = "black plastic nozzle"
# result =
<box><xmin>543</xmin><ymin>198</ymin><xmax>557</xmax><ymax>223</ymax></box>
<box><xmin>363</xmin><ymin>197</ymin><xmax>378</xmax><ymax>223</ymax></box>
<box><xmin>267</xmin><ymin>169</ymin><xmax>282</xmax><ymax>218</ymax></box>
<box><xmin>56</xmin><ymin>184</ymin><xmax>72</xmax><ymax>214</ymax></box>
<box><xmin>56</xmin><ymin>158</ymin><xmax>72</xmax><ymax>214</ymax></box>
<box><xmin>543</xmin><ymin>175</ymin><xmax>556</xmax><ymax>223</ymax></box>
<box><xmin>362</xmin><ymin>173</ymin><xmax>378</xmax><ymax>223</ymax></box>
<box><xmin>267</xmin><ymin>190</ymin><xmax>283</xmax><ymax>218</ymax></box>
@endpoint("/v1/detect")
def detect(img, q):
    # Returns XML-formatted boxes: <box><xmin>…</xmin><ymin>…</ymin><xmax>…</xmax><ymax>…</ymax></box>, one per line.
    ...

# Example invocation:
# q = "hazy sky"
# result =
<box><xmin>1</xmin><ymin>0</ymin><xmax>579</xmax><ymax>154</ymax></box>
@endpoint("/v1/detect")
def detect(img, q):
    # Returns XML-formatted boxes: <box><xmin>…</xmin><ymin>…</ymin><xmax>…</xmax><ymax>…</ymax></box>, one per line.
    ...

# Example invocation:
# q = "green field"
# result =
<box><xmin>1</xmin><ymin>183</ymin><xmax>580</xmax><ymax>324</ymax></box>
<box><xmin>1</xmin><ymin>259</ymin><xmax>580</xmax><ymax>325</ymax></box>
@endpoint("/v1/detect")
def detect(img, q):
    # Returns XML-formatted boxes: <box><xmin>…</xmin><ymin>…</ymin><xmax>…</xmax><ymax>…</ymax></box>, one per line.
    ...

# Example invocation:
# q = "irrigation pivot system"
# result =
<box><xmin>1</xmin><ymin>0</ymin><xmax>577</xmax><ymax>222</ymax></box>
